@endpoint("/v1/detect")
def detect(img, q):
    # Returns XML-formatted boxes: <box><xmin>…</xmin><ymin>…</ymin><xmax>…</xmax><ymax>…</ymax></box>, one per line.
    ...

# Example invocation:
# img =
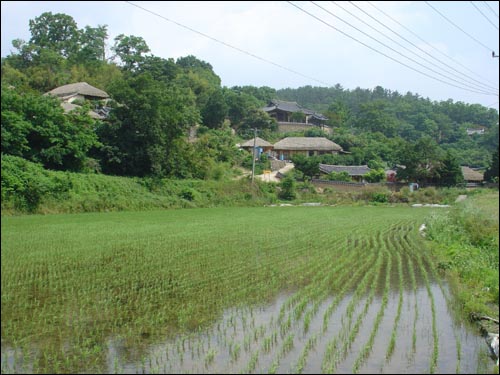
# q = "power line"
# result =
<box><xmin>299</xmin><ymin>1</ymin><xmax>497</xmax><ymax>95</ymax></box>
<box><xmin>483</xmin><ymin>1</ymin><xmax>499</xmax><ymax>18</ymax></box>
<box><xmin>470</xmin><ymin>1</ymin><xmax>499</xmax><ymax>30</ymax></box>
<box><xmin>425</xmin><ymin>1</ymin><xmax>495</xmax><ymax>52</ymax></box>
<box><xmin>367</xmin><ymin>1</ymin><xmax>494</xmax><ymax>85</ymax></box>
<box><xmin>334</xmin><ymin>1</ymin><xmax>498</xmax><ymax>93</ymax></box>
<box><xmin>124</xmin><ymin>1</ymin><xmax>334</xmax><ymax>87</ymax></box>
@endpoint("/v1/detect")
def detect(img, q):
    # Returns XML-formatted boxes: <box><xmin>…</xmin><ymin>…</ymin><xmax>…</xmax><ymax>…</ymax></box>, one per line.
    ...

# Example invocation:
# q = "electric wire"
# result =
<box><xmin>367</xmin><ymin>1</ymin><xmax>494</xmax><ymax>84</ymax></box>
<box><xmin>332</xmin><ymin>1</ymin><xmax>498</xmax><ymax>93</ymax></box>
<box><xmin>482</xmin><ymin>1</ymin><xmax>499</xmax><ymax>18</ymax></box>
<box><xmin>425</xmin><ymin>1</ymin><xmax>495</xmax><ymax>52</ymax></box>
<box><xmin>124</xmin><ymin>1</ymin><xmax>334</xmax><ymax>87</ymax></box>
<box><xmin>470</xmin><ymin>1</ymin><xmax>499</xmax><ymax>30</ymax></box>
<box><xmin>301</xmin><ymin>1</ymin><xmax>497</xmax><ymax>95</ymax></box>
<box><xmin>346</xmin><ymin>1</ymin><xmax>498</xmax><ymax>92</ymax></box>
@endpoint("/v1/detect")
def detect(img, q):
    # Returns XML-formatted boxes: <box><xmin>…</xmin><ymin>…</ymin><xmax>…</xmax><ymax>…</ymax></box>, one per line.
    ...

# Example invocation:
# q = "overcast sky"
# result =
<box><xmin>2</xmin><ymin>1</ymin><xmax>499</xmax><ymax>111</ymax></box>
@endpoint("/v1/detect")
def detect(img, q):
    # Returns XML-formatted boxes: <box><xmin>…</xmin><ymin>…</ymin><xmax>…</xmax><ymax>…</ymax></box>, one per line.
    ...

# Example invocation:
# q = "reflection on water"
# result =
<box><xmin>1</xmin><ymin>282</ymin><xmax>493</xmax><ymax>374</ymax></box>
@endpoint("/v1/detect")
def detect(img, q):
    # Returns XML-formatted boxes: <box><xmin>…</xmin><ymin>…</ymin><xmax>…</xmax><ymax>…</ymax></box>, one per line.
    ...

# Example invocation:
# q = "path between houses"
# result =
<box><xmin>255</xmin><ymin>162</ymin><xmax>294</xmax><ymax>182</ymax></box>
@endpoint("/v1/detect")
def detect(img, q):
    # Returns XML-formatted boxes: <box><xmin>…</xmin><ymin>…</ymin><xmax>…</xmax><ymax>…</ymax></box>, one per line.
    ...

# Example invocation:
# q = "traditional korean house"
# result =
<box><xmin>273</xmin><ymin>137</ymin><xmax>342</xmax><ymax>160</ymax></box>
<box><xmin>319</xmin><ymin>164</ymin><xmax>371</xmax><ymax>182</ymax></box>
<box><xmin>262</xmin><ymin>99</ymin><xmax>330</xmax><ymax>134</ymax></box>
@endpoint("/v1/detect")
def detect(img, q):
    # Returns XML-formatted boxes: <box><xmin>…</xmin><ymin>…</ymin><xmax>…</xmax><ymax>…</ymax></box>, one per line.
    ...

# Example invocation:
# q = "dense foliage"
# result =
<box><xmin>1</xmin><ymin>11</ymin><xmax>498</xmax><ymax>186</ymax></box>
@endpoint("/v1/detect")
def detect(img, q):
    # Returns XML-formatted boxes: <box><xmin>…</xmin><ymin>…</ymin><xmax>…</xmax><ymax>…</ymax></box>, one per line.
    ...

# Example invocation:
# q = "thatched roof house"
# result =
<box><xmin>45</xmin><ymin>82</ymin><xmax>110</xmax><ymax>120</ymax></box>
<box><xmin>273</xmin><ymin>137</ymin><xmax>342</xmax><ymax>160</ymax></box>
<box><xmin>461</xmin><ymin>166</ymin><xmax>484</xmax><ymax>182</ymax></box>
<box><xmin>45</xmin><ymin>82</ymin><xmax>109</xmax><ymax>101</ymax></box>
<box><xmin>240</xmin><ymin>137</ymin><xmax>273</xmax><ymax>149</ymax></box>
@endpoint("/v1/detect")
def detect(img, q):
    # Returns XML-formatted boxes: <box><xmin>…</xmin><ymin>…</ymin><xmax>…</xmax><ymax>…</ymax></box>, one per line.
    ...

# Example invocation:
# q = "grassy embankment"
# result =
<box><xmin>426</xmin><ymin>191</ymin><xmax>499</xmax><ymax>330</ymax></box>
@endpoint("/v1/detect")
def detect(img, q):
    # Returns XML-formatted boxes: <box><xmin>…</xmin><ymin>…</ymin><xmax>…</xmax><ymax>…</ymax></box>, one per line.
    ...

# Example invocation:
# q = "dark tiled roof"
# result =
<box><xmin>319</xmin><ymin>164</ymin><xmax>371</xmax><ymax>176</ymax></box>
<box><xmin>262</xmin><ymin>99</ymin><xmax>328</xmax><ymax>121</ymax></box>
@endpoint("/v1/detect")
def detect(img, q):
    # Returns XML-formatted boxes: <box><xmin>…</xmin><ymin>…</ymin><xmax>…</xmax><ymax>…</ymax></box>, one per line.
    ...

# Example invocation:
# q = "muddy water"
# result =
<box><xmin>0</xmin><ymin>283</ymin><xmax>492</xmax><ymax>374</ymax></box>
<box><xmin>92</xmin><ymin>281</ymin><xmax>489</xmax><ymax>374</ymax></box>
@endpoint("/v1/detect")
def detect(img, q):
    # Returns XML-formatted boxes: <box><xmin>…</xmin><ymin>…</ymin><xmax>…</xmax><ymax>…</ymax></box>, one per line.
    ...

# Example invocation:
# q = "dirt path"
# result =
<box><xmin>255</xmin><ymin>162</ymin><xmax>294</xmax><ymax>182</ymax></box>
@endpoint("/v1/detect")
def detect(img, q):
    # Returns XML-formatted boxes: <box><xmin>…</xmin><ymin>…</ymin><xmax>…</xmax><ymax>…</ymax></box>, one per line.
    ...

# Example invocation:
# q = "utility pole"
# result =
<box><xmin>251</xmin><ymin>128</ymin><xmax>257</xmax><ymax>184</ymax></box>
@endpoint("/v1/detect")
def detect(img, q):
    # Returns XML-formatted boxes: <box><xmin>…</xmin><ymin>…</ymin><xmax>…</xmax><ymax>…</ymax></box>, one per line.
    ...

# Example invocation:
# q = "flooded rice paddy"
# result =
<box><xmin>1</xmin><ymin>207</ymin><xmax>495</xmax><ymax>373</ymax></box>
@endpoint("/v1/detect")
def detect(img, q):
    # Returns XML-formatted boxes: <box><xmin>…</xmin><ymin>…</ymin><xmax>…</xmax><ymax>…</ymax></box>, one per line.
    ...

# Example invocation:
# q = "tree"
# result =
<box><xmin>73</xmin><ymin>25</ymin><xmax>108</xmax><ymax>63</ymax></box>
<box><xmin>238</xmin><ymin>109</ymin><xmax>277</xmax><ymax>138</ymax></box>
<box><xmin>291</xmin><ymin>155</ymin><xmax>320</xmax><ymax>179</ymax></box>
<box><xmin>201</xmin><ymin>88</ymin><xmax>228</xmax><ymax>129</ymax></box>
<box><xmin>484</xmin><ymin>147</ymin><xmax>499</xmax><ymax>182</ymax></box>
<box><xmin>29</xmin><ymin>12</ymin><xmax>79</xmax><ymax>58</ymax></box>
<box><xmin>435</xmin><ymin>150</ymin><xmax>464</xmax><ymax>187</ymax></box>
<box><xmin>111</xmin><ymin>34</ymin><xmax>150</xmax><ymax>71</ymax></box>
<box><xmin>1</xmin><ymin>85</ymin><xmax>99</xmax><ymax>171</ymax></box>
<box><xmin>99</xmin><ymin>74</ymin><xmax>199</xmax><ymax>177</ymax></box>
<box><xmin>396</xmin><ymin>137</ymin><xmax>444</xmax><ymax>184</ymax></box>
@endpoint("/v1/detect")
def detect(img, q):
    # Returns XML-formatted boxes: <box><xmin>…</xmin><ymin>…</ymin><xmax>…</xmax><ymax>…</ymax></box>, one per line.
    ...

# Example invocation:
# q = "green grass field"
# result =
<box><xmin>1</xmin><ymin>205</ymin><xmax>494</xmax><ymax>373</ymax></box>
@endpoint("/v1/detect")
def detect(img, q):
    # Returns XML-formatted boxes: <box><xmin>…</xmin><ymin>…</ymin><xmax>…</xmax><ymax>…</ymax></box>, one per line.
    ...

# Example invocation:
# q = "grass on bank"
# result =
<box><xmin>426</xmin><ymin>191</ymin><xmax>499</xmax><ymax>323</ymax></box>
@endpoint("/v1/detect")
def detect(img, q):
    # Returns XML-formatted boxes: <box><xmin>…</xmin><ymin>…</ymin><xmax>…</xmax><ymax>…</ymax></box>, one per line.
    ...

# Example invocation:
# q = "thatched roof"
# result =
<box><xmin>319</xmin><ymin>164</ymin><xmax>371</xmax><ymax>176</ymax></box>
<box><xmin>273</xmin><ymin>137</ymin><xmax>342</xmax><ymax>151</ymax></box>
<box><xmin>240</xmin><ymin>137</ymin><xmax>273</xmax><ymax>148</ymax></box>
<box><xmin>461</xmin><ymin>166</ymin><xmax>484</xmax><ymax>181</ymax></box>
<box><xmin>262</xmin><ymin>99</ymin><xmax>328</xmax><ymax>121</ymax></box>
<box><xmin>46</xmin><ymin>82</ymin><xmax>109</xmax><ymax>99</ymax></box>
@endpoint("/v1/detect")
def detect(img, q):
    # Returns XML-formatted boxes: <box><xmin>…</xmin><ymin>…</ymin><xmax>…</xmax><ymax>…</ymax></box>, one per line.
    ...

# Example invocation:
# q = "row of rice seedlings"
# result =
<box><xmin>409</xmin><ymin>228</ymin><xmax>465</xmax><ymax>374</ymax></box>
<box><xmin>283</xmin><ymin>250</ymin><xmax>372</xmax><ymax>374</ymax></box>
<box><xmin>321</xmin><ymin>240</ymin><xmax>385</xmax><ymax>373</ymax></box>
<box><xmin>351</xmin><ymin>241</ymin><xmax>392</xmax><ymax>373</ymax></box>
<box><xmin>385</xmin><ymin>229</ymin><xmax>405</xmax><ymax>361</ymax></box>
<box><xmin>413</xmin><ymin>240</ymin><xmax>439</xmax><ymax>373</ymax></box>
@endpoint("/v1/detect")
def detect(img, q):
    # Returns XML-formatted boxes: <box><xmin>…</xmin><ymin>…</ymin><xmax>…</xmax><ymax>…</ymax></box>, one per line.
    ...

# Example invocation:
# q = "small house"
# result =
<box><xmin>240</xmin><ymin>137</ymin><xmax>273</xmax><ymax>157</ymax></box>
<box><xmin>273</xmin><ymin>137</ymin><xmax>342</xmax><ymax>160</ymax></box>
<box><xmin>319</xmin><ymin>164</ymin><xmax>371</xmax><ymax>182</ymax></box>
<box><xmin>461</xmin><ymin>166</ymin><xmax>484</xmax><ymax>185</ymax></box>
<box><xmin>45</xmin><ymin>82</ymin><xmax>110</xmax><ymax>119</ymax></box>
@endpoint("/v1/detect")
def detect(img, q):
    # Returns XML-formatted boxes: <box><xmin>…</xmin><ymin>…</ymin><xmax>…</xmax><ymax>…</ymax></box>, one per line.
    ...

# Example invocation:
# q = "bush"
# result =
<box><xmin>278</xmin><ymin>176</ymin><xmax>296</xmax><ymax>200</ymax></box>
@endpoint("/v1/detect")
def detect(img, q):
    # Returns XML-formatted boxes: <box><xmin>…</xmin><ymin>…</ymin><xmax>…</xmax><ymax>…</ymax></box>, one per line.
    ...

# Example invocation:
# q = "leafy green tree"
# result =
<box><xmin>201</xmin><ymin>88</ymin><xmax>228</xmax><ymax>129</ymax></box>
<box><xmin>1</xmin><ymin>85</ymin><xmax>99</xmax><ymax>171</ymax></box>
<box><xmin>72</xmin><ymin>25</ymin><xmax>108</xmax><ymax>63</ymax></box>
<box><xmin>291</xmin><ymin>155</ymin><xmax>320</xmax><ymax>179</ymax></box>
<box><xmin>238</xmin><ymin>109</ymin><xmax>277</xmax><ymax>138</ymax></box>
<box><xmin>99</xmin><ymin>74</ymin><xmax>199</xmax><ymax>177</ymax></box>
<box><xmin>484</xmin><ymin>147</ymin><xmax>499</xmax><ymax>182</ymax></box>
<box><xmin>364</xmin><ymin>169</ymin><xmax>386</xmax><ymax>183</ymax></box>
<box><xmin>111</xmin><ymin>34</ymin><xmax>150</xmax><ymax>71</ymax></box>
<box><xmin>279</xmin><ymin>175</ymin><xmax>296</xmax><ymax>200</ymax></box>
<box><xmin>435</xmin><ymin>150</ymin><xmax>464</xmax><ymax>186</ymax></box>
<box><xmin>326</xmin><ymin>171</ymin><xmax>351</xmax><ymax>182</ymax></box>
<box><xmin>29</xmin><ymin>12</ymin><xmax>79</xmax><ymax>58</ymax></box>
<box><xmin>396</xmin><ymin>137</ymin><xmax>444</xmax><ymax>184</ymax></box>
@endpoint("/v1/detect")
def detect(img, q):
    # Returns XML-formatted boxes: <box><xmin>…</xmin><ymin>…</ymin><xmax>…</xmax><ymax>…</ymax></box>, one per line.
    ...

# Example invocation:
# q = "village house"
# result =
<box><xmin>45</xmin><ymin>82</ymin><xmax>110</xmax><ymax>120</ymax></box>
<box><xmin>262</xmin><ymin>99</ymin><xmax>331</xmax><ymax>134</ymax></box>
<box><xmin>319</xmin><ymin>164</ymin><xmax>371</xmax><ymax>182</ymax></box>
<box><xmin>273</xmin><ymin>137</ymin><xmax>342</xmax><ymax>160</ymax></box>
<box><xmin>239</xmin><ymin>137</ymin><xmax>273</xmax><ymax>158</ymax></box>
<box><xmin>461</xmin><ymin>166</ymin><xmax>484</xmax><ymax>186</ymax></box>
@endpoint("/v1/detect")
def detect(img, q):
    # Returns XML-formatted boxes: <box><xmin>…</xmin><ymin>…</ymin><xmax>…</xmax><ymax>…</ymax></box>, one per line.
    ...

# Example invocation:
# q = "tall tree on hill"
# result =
<box><xmin>484</xmin><ymin>147</ymin><xmax>499</xmax><ymax>182</ymax></box>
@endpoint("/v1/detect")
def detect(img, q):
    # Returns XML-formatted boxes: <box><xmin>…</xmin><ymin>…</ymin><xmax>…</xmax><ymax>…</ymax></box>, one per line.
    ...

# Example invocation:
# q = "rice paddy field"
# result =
<box><xmin>1</xmin><ymin>206</ymin><xmax>493</xmax><ymax>373</ymax></box>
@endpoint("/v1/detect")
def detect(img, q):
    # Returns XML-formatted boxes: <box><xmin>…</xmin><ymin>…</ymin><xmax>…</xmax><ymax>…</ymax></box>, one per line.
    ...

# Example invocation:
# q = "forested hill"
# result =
<box><xmin>276</xmin><ymin>84</ymin><xmax>499</xmax><ymax>169</ymax></box>
<box><xmin>1</xmin><ymin>10</ymin><xmax>499</xmax><ymax>182</ymax></box>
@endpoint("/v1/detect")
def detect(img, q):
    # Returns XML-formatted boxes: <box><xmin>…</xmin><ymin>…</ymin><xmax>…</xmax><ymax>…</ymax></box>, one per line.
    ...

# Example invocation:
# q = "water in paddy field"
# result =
<box><xmin>0</xmin><ymin>283</ymin><xmax>494</xmax><ymax>374</ymax></box>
